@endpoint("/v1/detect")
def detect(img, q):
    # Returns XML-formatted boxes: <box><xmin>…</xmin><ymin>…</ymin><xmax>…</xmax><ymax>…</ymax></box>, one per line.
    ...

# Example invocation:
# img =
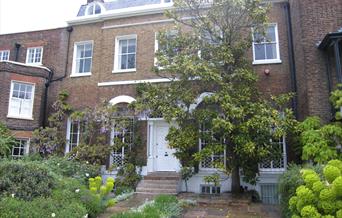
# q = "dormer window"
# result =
<box><xmin>86</xmin><ymin>3</ymin><xmax>102</xmax><ymax>15</ymax></box>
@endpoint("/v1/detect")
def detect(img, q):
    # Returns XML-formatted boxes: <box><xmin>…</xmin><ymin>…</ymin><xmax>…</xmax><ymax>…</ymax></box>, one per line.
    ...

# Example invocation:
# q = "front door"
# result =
<box><xmin>154</xmin><ymin>122</ymin><xmax>180</xmax><ymax>172</ymax></box>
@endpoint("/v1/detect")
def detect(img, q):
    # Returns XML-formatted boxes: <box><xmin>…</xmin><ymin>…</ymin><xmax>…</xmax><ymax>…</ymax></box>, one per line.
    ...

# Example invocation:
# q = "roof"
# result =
<box><xmin>0</xmin><ymin>61</ymin><xmax>51</xmax><ymax>79</ymax></box>
<box><xmin>318</xmin><ymin>31</ymin><xmax>342</xmax><ymax>50</ymax></box>
<box><xmin>77</xmin><ymin>0</ymin><xmax>162</xmax><ymax>17</ymax></box>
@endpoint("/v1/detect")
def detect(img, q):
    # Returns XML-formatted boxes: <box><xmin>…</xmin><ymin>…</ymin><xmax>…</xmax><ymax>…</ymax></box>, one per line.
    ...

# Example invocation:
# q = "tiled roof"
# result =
<box><xmin>77</xmin><ymin>0</ymin><xmax>162</xmax><ymax>17</ymax></box>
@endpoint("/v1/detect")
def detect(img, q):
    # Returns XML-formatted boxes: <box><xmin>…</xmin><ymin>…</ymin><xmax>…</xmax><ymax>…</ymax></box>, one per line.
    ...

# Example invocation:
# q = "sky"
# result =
<box><xmin>0</xmin><ymin>0</ymin><xmax>86</xmax><ymax>34</ymax></box>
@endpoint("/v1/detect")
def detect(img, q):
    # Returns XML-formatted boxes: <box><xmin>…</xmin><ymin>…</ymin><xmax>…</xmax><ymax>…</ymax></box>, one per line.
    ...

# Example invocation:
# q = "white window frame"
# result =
<box><xmin>86</xmin><ymin>2</ymin><xmax>104</xmax><ymax>16</ymax></box>
<box><xmin>26</xmin><ymin>47</ymin><xmax>43</xmax><ymax>65</ymax></box>
<box><xmin>113</xmin><ymin>34</ymin><xmax>137</xmax><ymax>73</ymax></box>
<box><xmin>259</xmin><ymin>135</ymin><xmax>287</xmax><ymax>173</ymax></box>
<box><xmin>199</xmin><ymin>123</ymin><xmax>226</xmax><ymax>171</ymax></box>
<box><xmin>0</xmin><ymin>50</ymin><xmax>10</xmax><ymax>61</ymax></box>
<box><xmin>252</xmin><ymin>24</ymin><xmax>281</xmax><ymax>65</ymax></box>
<box><xmin>71</xmin><ymin>40</ymin><xmax>93</xmax><ymax>77</ymax></box>
<box><xmin>109</xmin><ymin>117</ymin><xmax>134</xmax><ymax>168</ymax></box>
<box><xmin>65</xmin><ymin>118</ymin><xmax>82</xmax><ymax>154</ymax></box>
<box><xmin>7</xmin><ymin>81</ymin><xmax>35</xmax><ymax>120</ymax></box>
<box><xmin>154</xmin><ymin>30</ymin><xmax>179</xmax><ymax>68</ymax></box>
<box><xmin>12</xmin><ymin>138</ymin><xmax>30</xmax><ymax>158</ymax></box>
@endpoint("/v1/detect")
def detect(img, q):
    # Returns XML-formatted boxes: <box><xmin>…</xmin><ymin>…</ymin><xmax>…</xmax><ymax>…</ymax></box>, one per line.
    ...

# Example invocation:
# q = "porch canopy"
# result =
<box><xmin>318</xmin><ymin>31</ymin><xmax>342</xmax><ymax>83</ymax></box>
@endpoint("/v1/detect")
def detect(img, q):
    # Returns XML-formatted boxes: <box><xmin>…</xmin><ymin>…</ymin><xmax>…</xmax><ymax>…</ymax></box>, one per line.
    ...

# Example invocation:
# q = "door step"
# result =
<box><xmin>135</xmin><ymin>172</ymin><xmax>180</xmax><ymax>195</ymax></box>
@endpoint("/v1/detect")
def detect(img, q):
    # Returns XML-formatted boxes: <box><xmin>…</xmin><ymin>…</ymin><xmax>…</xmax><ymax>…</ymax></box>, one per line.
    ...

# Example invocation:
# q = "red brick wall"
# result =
<box><xmin>290</xmin><ymin>0</ymin><xmax>342</xmax><ymax>122</ymax></box>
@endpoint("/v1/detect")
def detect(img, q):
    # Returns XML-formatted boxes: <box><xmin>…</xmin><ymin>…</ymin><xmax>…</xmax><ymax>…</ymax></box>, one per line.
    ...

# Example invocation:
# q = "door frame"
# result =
<box><xmin>146</xmin><ymin>118</ymin><xmax>181</xmax><ymax>173</ymax></box>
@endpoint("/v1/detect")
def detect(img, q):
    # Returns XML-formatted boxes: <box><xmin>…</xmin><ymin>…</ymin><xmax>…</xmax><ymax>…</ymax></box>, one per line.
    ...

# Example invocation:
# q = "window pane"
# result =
<box><xmin>120</xmin><ymin>55</ymin><xmax>127</xmax><ymax>69</ymax></box>
<box><xmin>12</xmin><ymin>90</ymin><xmax>19</xmax><ymax>98</ymax></box>
<box><xmin>254</xmin><ymin>44</ymin><xmax>266</xmax><ymax>60</ymax></box>
<box><xmin>127</xmin><ymin>54</ymin><xmax>135</xmax><ymax>69</ymax></box>
<box><xmin>128</xmin><ymin>39</ymin><xmax>136</xmax><ymax>53</ymax></box>
<box><xmin>84</xmin><ymin>44</ymin><xmax>92</xmax><ymax>57</ymax></box>
<box><xmin>120</xmin><ymin>40</ymin><xmax>128</xmax><ymax>54</ymax></box>
<box><xmin>266</xmin><ymin>26</ymin><xmax>276</xmax><ymax>42</ymax></box>
<box><xmin>266</xmin><ymin>43</ymin><xmax>277</xmax><ymax>59</ymax></box>
<box><xmin>77</xmin><ymin>44</ymin><xmax>84</xmax><ymax>58</ymax></box>
<box><xmin>83</xmin><ymin>58</ymin><xmax>92</xmax><ymax>72</ymax></box>
<box><xmin>253</xmin><ymin>31</ymin><xmax>264</xmax><ymax>43</ymax></box>
<box><xmin>13</xmin><ymin>83</ymin><xmax>19</xmax><ymax>92</ymax></box>
<box><xmin>87</xmin><ymin>5</ymin><xmax>94</xmax><ymax>15</ymax></box>
<box><xmin>95</xmin><ymin>5</ymin><xmax>101</xmax><ymax>14</ymax></box>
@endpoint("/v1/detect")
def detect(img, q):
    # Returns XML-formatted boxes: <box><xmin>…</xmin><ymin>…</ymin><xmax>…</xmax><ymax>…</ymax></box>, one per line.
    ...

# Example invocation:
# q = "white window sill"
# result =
<box><xmin>7</xmin><ymin>115</ymin><xmax>34</xmax><ymax>120</ymax></box>
<box><xmin>25</xmin><ymin>62</ymin><xmax>43</xmax><ymax>66</ymax></box>
<box><xmin>70</xmin><ymin>72</ymin><xmax>92</xmax><ymax>78</ymax></box>
<box><xmin>112</xmin><ymin>69</ymin><xmax>136</xmax><ymax>74</ymax></box>
<box><xmin>259</xmin><ymin>168</ymin><xmax>286</xmax><ymax>174</ymax></box>
<box><xmin>253</xmin><ymin>59</ymin><xmax>282</xmax><ymax>65</ymax></box>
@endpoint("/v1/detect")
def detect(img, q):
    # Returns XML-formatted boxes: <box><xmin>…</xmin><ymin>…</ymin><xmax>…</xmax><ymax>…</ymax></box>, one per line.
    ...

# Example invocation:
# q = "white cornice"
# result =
<box><xmin>98</xmin><ymin>78</ymin><xmax>178</xmax><ymax>87</ymax></box>
<box><xmin>67</xmin><ymin>4</ymin><xmax>174</xmax><ymax>26</ymax></box>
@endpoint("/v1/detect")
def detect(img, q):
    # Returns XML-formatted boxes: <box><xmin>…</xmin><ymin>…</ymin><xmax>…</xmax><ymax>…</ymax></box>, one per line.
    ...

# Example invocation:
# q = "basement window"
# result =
<box><xmin>260</xmin><ymin>184</ymin><xmax>279</xmax><ymax>204</ymax></box>
<box><xmin>201</xmin><ymin>185</ymin><xmax>221</xmax><ymax>194</ymax></box>
<box><xmin>12</xmin><ymin>139</ymin><xmax>29</xmax><ymax>158</ymax></box>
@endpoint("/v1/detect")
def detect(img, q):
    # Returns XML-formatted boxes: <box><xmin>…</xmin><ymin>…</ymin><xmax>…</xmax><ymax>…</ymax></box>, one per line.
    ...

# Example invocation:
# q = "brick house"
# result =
<box><xmin>0</xmin><ymin>28</ymin><xmax>70</xmax><ymax>156</ymax></box>
<box><xmin>0</xmin><ymin>0</ymin><xmax>340</xmax><ymax>203</ymax></box>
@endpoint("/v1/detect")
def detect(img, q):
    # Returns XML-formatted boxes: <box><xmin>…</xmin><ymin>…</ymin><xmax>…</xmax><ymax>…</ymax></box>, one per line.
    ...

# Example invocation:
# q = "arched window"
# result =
<box><xmin>86</xmin><ymin>3</ymin><xmax>102</xmax><ymax>15</ymax></box>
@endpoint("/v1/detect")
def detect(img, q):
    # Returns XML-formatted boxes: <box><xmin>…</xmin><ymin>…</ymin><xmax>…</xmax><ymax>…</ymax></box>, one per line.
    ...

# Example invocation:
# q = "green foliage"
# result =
<box><xmin>31</xmin><ymin>91</ymin><xmax>72</xmax><ymax>156</ymax></box>
<box><xmin>288</xmin><ymin>160</ymin><xmax>342</xmax><ymax>218</ymax></box>
<box><xmin>0</xmin><ymin>161</ymin><xmax>55</xmax><ymax>200</ymax></box>
<box><xmin>40</xmin><ymin>156</ymin><xmax>99</xmax><ymax>182</ymax></box>
<box><xmin>330</xmin><ymin>84</ymin><xmax>342</xmax><ymax>120</ymax></box>
<box><xmin>0</xmin><ymin>122</ymin><xmax>16</xmax><ymax>158</ymax></box>
<box><xmin>0</xmin><ymin>197</ymin><xmax>87</xmax><ymax>218</ymax></box>
<box><xmin>116</xmin><ymin>163</ymin><xmax>141</xmax><ymax>190</ymax></box>
<box><xmin>298</xmin><ymin>116</ymin><xmax>342</xmax><ymax>163</ymax></box>
<box><xmin>181</xmin><ymin>167</ymin><xmax>195</xmax><ymax>192</ymax></box>
<box><xmin>0</xmin><ymin>158</ymin><xmax>104</xmax><ymax>218</ymax></box>
<box><xmin>112</xmin><ymin>195</ymin><xmax>182</xmax><ymax>218</ymax></box>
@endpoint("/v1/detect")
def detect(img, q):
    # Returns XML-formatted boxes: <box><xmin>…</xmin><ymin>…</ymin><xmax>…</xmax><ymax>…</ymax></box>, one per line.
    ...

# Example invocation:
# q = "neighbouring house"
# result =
<box><xmin>0</xmin><ymin>28</ymin><xmax>70</xmax><ymax>157</ymax></box>
<box><xmin>0</xmin><ymin>0</ymin><xmax>341</xmax><ymax>204</ymax></box>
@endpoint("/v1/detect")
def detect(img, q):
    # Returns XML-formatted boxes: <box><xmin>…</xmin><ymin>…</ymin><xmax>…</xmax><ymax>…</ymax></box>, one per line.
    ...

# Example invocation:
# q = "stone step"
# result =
<box><xmin>135</xmin><ymin>191</ymin><xmax>178</xmax><ymax>195</ymax></box>
<box><xmin>143</xmin><ymin>172</ymin><xmax>180</xmax><ymax>181</ymax></box>
<box><xmin>138</xmin><ymin>180</ymin><xmax>178</xmax><ymax>185</ymax></box>
<box><xmin>137</xmin><ymin>183</ymin><xmax>177</xmax><ymax>189</ymax></box>
<box><xmin>136</xmin><ymin>187</ymin><xmax>178</xmax><ymax>194</ymax></box>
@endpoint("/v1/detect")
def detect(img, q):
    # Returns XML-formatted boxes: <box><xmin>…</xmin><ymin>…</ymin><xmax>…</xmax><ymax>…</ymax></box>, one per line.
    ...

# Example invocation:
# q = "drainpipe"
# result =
<box><xmin>15</xmin><ymin>43</ymin><xmax>21</xmax><ymax>62</ymax></box>
<box><xmin>51</xmin><ymin>26</ymin><xmax>73</xmax><ymax>82</ymax></box>
<box><xmin>42</xmin><ymin>69</ymin><xmax>54</xmax><ymax>127</ymax></box>
<box><xmin>284</xmin><ymin>2</ymin><xmax>298</xmax><ymax>119</ymax></box>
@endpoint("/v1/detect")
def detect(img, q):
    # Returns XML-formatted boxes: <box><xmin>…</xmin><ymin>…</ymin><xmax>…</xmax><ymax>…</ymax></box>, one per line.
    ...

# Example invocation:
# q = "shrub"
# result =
<box><xmin>112</xmin><ymin>195</ymin><xmax>182</xmax><ymax>218</ymax></box>
<box><xmin>0</xmin><ymin>197</ymin><xmax>87</xmax><ymax>218</ymax></box>
<box><xmin>0</xmin><ymin>122</ymin><xmax>16</xmax><ymax>158</ymax></box>
<box><xmin>288</xmin><ymin>160</ymin><xmax>342</xmax><ymax>218</ymax></box>
<box><xmin>0</xmin><ymin>161</ymin><xmax>55</xmax><ymax>200</ymax></box>
<box><xmin>41</xmin><ymin>156</ymin><xmax>99</xmax><ymax>182</ymax></box>
<box><xmin>116</xmin><ymin>163</ymin><xmax>141</xmax><ymax>190</ymax></box>
<box><xmin>278</xmin><ymin>164</ymin><xmax>304</xmax><ymax>218</ymax></box>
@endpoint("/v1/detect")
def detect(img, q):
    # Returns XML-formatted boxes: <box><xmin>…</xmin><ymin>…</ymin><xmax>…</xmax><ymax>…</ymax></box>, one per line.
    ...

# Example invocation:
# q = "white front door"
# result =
<box><xmin>154</xmin><ymin>122</ymin><xmax>180</xmax><ymax>172</ymax></box>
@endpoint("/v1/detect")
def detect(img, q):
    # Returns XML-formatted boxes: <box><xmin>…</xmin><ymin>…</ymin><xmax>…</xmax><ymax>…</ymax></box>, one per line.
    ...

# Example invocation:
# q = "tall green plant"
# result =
<box><xmin>133</xmin><ymin>0</ymin><xmax>295</xmax><ymax>193</ymax></box>
<box><xmin>0</xmin><ymin>122</ymin><xmax>16</xmax><ymax>158</ymax></box>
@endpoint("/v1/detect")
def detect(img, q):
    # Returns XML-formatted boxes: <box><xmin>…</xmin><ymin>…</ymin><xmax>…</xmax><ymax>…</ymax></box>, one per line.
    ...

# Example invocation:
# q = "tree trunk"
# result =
<box><xmin>231</xmin><ymin>165</ymin><xmax>241</xmax><ymax>194</ymax></box>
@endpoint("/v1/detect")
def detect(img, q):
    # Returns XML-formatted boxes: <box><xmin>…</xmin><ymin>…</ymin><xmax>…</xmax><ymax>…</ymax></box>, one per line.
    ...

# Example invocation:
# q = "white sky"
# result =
<box><xmin>0</xmin><ymin>0</ymin><xmax>86</xmax><ymax>34</ymax></box>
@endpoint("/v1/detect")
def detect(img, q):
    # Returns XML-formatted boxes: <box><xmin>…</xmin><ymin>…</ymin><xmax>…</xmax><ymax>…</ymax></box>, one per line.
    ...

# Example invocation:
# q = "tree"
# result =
<box><xmin>0</xmin><ymin>122</ymin><xmax>16</xmax><ymax>158</ymax></box>
<box><xmin>133</xmin><ymin>0</ymin><xmax>295</xmax><ymax>193</ymax></box>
